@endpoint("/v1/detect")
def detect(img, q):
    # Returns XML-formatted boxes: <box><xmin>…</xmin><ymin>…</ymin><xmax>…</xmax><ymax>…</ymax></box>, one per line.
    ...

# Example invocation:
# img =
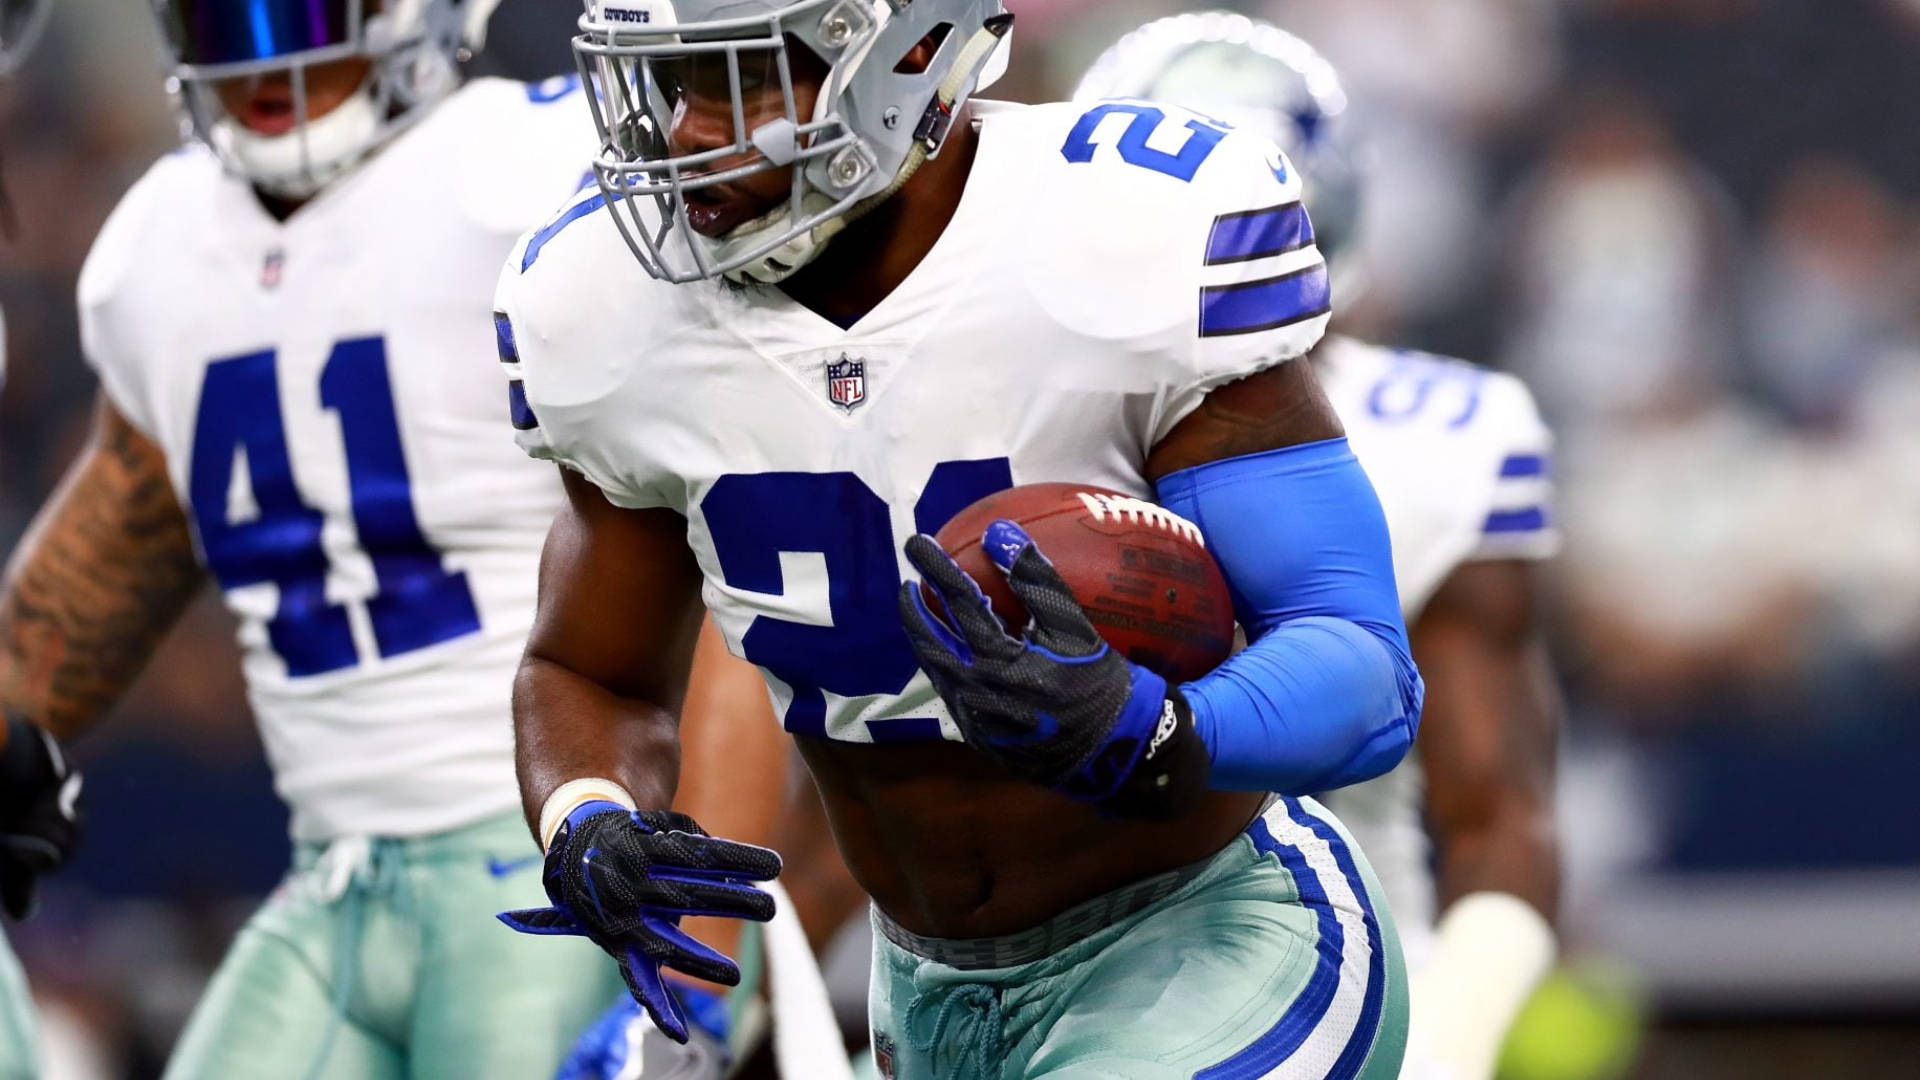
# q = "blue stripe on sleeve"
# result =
<box><xmin>1198</xmin><ymin>263</ymin><xmax>1332</xmax><ymax>338</ymax></box>
<box><xmin>1205</xmin><ymin>202</ymin><xmax>1315</xmax><ymax>265</ymax></box>
<box><xmin>865</xmin><ymin>717</ymin><xmax>945</xmax><ymax>744</ymax></box>
<box><xmin>522</xmin><ymin>192</ymin><xmax>612</xmax><ymax>273</ymax></box>
<box><xmin>507</xmin><ymin>381</ymin><xmax>539</xmax><ymax>431</ymax></box>
<box><xmin>494</xmin><ymin>312</ymin><xmax>519</xmax><ymax>365</ymax></box>
<box><xmin>1483</xmin><ymin>506</ymin><xmax>1548</xmax><ymax>534</ymax></box>
<box><xmin>1499</xmin><ymin>453</ymin><xmax>1547</xmax><ymax>478</ymax></box>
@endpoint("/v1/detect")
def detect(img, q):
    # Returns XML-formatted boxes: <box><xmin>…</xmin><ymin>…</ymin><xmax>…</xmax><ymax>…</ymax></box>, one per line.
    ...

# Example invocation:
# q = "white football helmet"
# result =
<box><xmin>153</xmin><ymin>0</ymin><xmax>503</xmax><ymax>199</ymax></box>
<box><xmin>1074</xmin><ymin>11</ymin><xmax>1362</xmax><ymax>268</ymax></box>
<box><xmin>572</xmin><ymin>0</ymin><xmax>1013</xmax><ymax>285</ymax></box>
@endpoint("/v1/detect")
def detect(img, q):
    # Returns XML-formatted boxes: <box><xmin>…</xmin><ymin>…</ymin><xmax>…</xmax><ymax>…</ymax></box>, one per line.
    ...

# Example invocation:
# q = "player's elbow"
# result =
<box><xmin>1187</xmin><ymin>615</ymin><xmax>1423</xmax><ymax>795</ymax></box>
<box><xmin>1289</xmin><ymin>614</ymin><xmax>1422</xmax><ymax>791</ymax></box>
<box><xmin>1315</xmin><ymin>716</ymin><xmax>1415</xmax><ymax>792</ymax></box>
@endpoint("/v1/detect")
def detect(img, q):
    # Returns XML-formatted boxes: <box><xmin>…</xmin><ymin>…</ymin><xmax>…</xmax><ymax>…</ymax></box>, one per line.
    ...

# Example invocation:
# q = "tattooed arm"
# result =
<box><xmin>0</xmin><ymin>393</ymin><xmax>205</xmax><ymax>746</ymax></box>
<box><xmin>1145</xmin><ymin>352</ymin><xmax>1344</xmax><ymax>479</ymax></box>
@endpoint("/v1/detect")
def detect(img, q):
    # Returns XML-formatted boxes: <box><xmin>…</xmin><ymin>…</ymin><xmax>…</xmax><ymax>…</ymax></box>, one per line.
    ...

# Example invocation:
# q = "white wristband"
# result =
<box><xmin>538</xmin><ymin>778</ymin><xmax>638</xmax><ymax>851</ymax></box>
<box><xmin>1406</xmin><ymin>891</ymin><xmax>1557</xmax><ymax>1080</ymax></box>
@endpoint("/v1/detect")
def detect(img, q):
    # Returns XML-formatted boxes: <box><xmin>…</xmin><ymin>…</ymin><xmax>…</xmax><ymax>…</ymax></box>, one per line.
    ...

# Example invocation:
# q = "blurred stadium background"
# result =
<box><xmin>2</xmin><ymin>0</ymin><xmax>1916</xmax><ymax>1076</ymax></box>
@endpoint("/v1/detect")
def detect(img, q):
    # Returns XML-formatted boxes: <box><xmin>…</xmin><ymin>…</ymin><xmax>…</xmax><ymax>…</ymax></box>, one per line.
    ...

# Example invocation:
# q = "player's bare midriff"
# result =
<box><xmin>798</xmin><ymin>736</ymin><xmax>1267</xmax><ymax>941</ymax></box>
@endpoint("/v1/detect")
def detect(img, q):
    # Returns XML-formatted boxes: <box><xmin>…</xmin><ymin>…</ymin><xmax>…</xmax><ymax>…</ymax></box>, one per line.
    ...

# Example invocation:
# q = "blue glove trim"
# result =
<box><xmin>1156</xmin><ymin>437</ymin><xmax>1423</xmax><ymax>794</ymax></box>
<box><xmin>562</xmin><ymin>800</ymin><xmax>633</xmax><ymax>844</ymax></box>
<box><xmin>666</xmin><ymin>978</ymin><xmax>733</xmax><ymax>1046</ymax></box>
<box><xmin>1060</xmin><ymin>661</ymin><xmax>1170</xmax><ymax>802</ymax></box>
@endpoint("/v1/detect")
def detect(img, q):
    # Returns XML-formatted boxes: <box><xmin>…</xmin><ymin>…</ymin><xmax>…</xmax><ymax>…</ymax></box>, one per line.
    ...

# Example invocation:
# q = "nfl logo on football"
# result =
<box><xmin>826</xmin><ymin>355</ymin><xmax>867</xmax><ymax>412</ymax></box>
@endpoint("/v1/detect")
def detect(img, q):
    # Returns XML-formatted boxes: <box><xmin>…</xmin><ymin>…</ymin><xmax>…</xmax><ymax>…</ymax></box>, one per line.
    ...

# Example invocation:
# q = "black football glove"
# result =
<box><xmin>499</xmin><ymin>803</ymin><xmax>781</xmax><ymax>1044</ymax></box>
<box><xmin>897</xmin><ymin>521</ymin><xmax>1211</xmax><ymax>819</ymax></box>
<box><xmin>0</xmin><ymin>715</ymin><xmax>85</xmax><ymax>920</ymax></box>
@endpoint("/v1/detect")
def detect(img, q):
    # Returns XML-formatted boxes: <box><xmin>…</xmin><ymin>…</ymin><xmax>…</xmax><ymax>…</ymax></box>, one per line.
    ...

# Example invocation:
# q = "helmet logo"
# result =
<box><xmin>826</xmin><ymin>356</ymin><xmax>867</xmax><ymax>412</ymax></box>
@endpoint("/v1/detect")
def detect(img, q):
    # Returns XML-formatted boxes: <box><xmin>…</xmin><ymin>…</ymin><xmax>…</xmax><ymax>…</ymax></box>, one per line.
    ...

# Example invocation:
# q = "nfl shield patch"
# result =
<box><xmin>826</xmin><ymin>355</ymin><xmax>867</xmax><ymax>412</ymax></box>
<box><xmin>872</xmin><ymin>1030</ymin><xmax>896</xmax><ymax>1079</ymax></box>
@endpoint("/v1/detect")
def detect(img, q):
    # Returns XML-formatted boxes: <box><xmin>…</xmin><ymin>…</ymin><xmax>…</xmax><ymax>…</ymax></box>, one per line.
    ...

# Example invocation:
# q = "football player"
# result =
<box><xmin>496</xmin><ymin>2</ymin><xmax>1423</xmax><ymax>1077</ymax></box>
<box><xmin>2</xmin><ymin>5</ymin><xmax>80</xmax><ymax>1076</ymax></box>
<box><xmin>0</xmin><ymin>2</ymin><xmax>633</xmax><ymax>1076</ymax></box>
<box><xmin>1076</xmin><ymin>15</ymin><xmax>1563</xmax><ymax>1080</ymax></box>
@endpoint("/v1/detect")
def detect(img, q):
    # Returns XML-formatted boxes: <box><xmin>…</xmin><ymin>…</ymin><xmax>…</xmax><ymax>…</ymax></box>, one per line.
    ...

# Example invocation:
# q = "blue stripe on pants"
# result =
<box><xmin>1197</xmin><ymin>799</ymin><xmax>1383</xmax><ymax>1080</ymax></box>
<box><xmin>1293</xmin><ymin>801</ymin><xmax>1389</xmax><ymax>1080</ymax></box>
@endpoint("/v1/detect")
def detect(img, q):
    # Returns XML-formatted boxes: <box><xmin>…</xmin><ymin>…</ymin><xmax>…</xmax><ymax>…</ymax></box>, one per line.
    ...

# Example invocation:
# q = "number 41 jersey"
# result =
<box><xmin>498</xmin><ymin>99</ymin><xmax>1332</xmax><ymax>745</ymax></box>
<box><xmin>77</xmin><ymin>78</ymin><xmax>595</xmax><ymax>841</ymax></box>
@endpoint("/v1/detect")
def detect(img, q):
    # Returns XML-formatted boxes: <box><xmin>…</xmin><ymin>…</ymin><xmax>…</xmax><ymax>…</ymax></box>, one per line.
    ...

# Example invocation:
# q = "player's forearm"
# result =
<box><xmin>1159</xmin><ymin>437</ymin><xmax>1422</xmax><ymax>794</ymax></box>
<box><xmin>1435</xmin><ymin>801</ymin><xmax>1560</xmax><ymax>919</ymax></box>
<box><xmin>512</xmin><ymin>652</ymin><xmax>683</xmax><ymax>845</ymax></box>
<box><xmin>673</xmin><ymin>621</ymin><xmax>792</xmax><ymax>985</ymax></box>
<box><xmin>1420</xmin><ymin>609</ymin><xmax>1562</xmax><ymax>919</ymax></box>
<box><xmin>674</xmin><ymin>621</ymin><xmax>788</xmax><ymax>849</ymax></box>
<box><xmin>0</xmin><ymin>397</ymin><xmax>204</xmax><ymax>741</ymax></box>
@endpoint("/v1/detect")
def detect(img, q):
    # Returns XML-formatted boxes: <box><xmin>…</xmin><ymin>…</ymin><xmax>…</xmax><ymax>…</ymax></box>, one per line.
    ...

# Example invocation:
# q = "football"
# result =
<box><xmin>929</xmin><ymin>483</ymin><xmax>1236</xmax><ymax>683</ymax></box>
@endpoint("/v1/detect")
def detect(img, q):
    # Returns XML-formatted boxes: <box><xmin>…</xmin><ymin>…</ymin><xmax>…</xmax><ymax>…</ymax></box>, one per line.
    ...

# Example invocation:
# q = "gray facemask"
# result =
<box><xmin>572</xmin><ymin>0</ymin><xmax>1011</xmax><ymax>285</ymax></box>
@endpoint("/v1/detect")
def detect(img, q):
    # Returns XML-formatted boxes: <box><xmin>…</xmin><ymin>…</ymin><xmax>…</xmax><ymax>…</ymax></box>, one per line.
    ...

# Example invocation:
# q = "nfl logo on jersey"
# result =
<box><xmin>826</xmin><ymin>356</ymin><xmax>867</xmax><ymax>411</ymax></box>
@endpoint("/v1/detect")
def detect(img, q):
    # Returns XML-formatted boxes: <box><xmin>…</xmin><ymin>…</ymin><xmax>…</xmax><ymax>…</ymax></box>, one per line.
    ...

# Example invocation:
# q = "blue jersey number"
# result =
<box><xmin>1366</xmin><ymin>352</ymin><xmax>1486</xmax><ymax>430</ymax></box>
<box><xmin>188</xmin><ymin>337</ymin><xmax>481</xmax><ymax>677</ymax></box>
<box><xmin>1062</xmin><ymin>103</ymin><xmax>1229</xmax><ymax>182</ymax></box>
<box><xmin>701</xmin><ymin>459</ymin><xmax>1013</xmax><ymax>739</ymax></box>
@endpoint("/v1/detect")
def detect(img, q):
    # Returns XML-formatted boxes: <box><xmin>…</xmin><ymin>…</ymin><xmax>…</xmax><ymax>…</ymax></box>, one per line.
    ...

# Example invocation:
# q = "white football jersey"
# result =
<box><xmin>499</xmin><ymin>99</ymin><xmax>1331</xmax><ymax>746</ymax></box>
<box><xmin>77</xmin><ymin>77</ymin><xmax>597</xmax><ymax>841</ymax></box>
<box><xmin>1314</xmin><ymin>333</ymin><xmax>1559</xmax><ymax>967</ymax></box>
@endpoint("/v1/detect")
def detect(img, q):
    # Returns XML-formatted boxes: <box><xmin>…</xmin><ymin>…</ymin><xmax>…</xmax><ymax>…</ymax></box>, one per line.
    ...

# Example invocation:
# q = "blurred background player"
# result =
<box><xmin>0</xmin><ymin>0</ymin><xmax>631</xmax><ymax>1075</ymax></box>
<box><xmin>0</xmin><ymin>0</ymin><xmax>53</xmax><ymax>390</ymax></box>
<box><xmin>2</xmin><ymin>5</ymin><xmax>81</xmax><ymax>1079</ymax></box>
<box><xmin>1075</xmin><ymin>14</ymin><xmax>1562</xmax><ymax>1080</ymax></box>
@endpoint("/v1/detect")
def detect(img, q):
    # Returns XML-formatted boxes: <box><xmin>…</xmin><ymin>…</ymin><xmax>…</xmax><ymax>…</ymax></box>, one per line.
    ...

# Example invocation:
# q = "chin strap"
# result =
<box><xmin>726</xmin><ymin>13</ymin><xmax>1015</xmax><ymax>285</ymax></box>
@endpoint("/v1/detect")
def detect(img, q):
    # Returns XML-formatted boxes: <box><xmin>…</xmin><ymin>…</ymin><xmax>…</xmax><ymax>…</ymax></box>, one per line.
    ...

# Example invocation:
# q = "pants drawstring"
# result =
<box><xmin>906</xmin><ymin>981</ymin><xmax>1005</xmax><ymax>1080</ymax></box>
<box><xmin>302</xmin><ymin>836</ymin><xmax>410</xmax><ymax>1080</ymax></box>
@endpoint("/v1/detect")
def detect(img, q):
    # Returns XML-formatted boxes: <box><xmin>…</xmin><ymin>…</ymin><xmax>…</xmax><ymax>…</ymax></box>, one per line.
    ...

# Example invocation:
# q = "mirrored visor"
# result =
<box><xmin>647</xmin><ymin>45</ymin><xmax>785</xmax><ymax>119</ymax></box>
<box><xmin>596</xmin><ymin>40</ymin><xmax>796</xmax><ymax>167</ymax></box>
<box><xmin>159</xmin><ymin>0</ymin><xmax>362</xmax><ymax>67</ymax></box>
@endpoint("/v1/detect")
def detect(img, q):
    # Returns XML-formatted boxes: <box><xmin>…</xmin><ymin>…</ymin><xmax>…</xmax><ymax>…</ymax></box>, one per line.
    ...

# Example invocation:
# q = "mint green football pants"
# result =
<box><xmin>0</xmin><ymin>933</ymin><xmax>36</xmax><ymax>1080</ymax></box>
<box><xmin>164</xmin><ymin>812</ymin><xmax>623</xmax><ymax>1080</ymax></box>
<box><xmin>867</xmin><ymin>797</ymin><xmax>1408</xmax><ymax>1080</ymax></box>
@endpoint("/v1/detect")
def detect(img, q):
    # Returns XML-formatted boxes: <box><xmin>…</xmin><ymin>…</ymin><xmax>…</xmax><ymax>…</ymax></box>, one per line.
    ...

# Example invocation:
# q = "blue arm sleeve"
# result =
<box><xmin>1156</xmin><ymin>436</ymin><xmax>1424</xmax><ymax>795</ymax></box>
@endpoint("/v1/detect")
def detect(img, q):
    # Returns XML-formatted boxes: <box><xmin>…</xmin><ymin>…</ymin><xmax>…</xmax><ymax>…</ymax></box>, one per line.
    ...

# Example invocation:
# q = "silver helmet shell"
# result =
<box><xmin>0</xmin><ymin>0</ymin><xmax>50</xmax><ymax>76</ymax></box>
<box><xmin>573</xmin><ymin>0</ymin><xmax>1012</xmax><ymax>285</ymax></box>
<box><xmin>1073</xmin><ymin>11</ymin><xmax>1360</xmax><ymax>265</ymax></box>
<box><xmin>153</xmin><ymin>0</ymin><xmax>503</xmax><ymax>199</ymax></box>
